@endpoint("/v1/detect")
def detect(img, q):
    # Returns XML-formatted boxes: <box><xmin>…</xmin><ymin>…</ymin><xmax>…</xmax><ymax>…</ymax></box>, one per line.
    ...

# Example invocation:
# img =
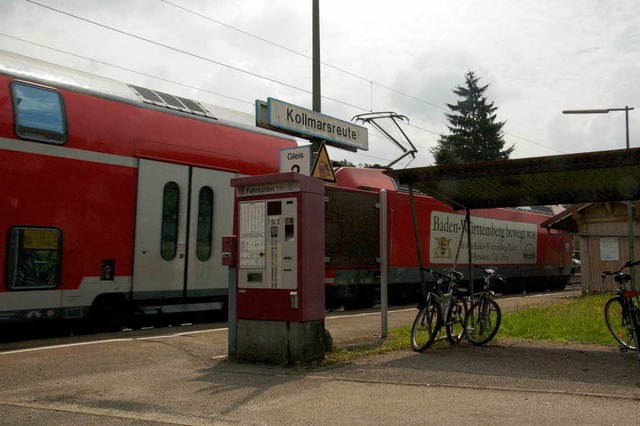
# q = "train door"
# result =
<box><xmin>132</xmin><ymin>159</ymin><xmax>235</xmax><ymax>303</ymax></box>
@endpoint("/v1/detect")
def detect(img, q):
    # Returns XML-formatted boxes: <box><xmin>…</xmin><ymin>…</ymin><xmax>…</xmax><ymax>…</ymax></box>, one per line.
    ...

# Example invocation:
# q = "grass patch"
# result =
<box><xmin>499</xmin><ymin>293</ymin><xmax>615</xmax><ymax>345</ymax></box>
<box><xmin>324</xmin><ymin>293</ymin><xmax>619</xmax><ymax>364</ymax></box>
<box><xmin>324</xmin><ymin>332</ymin><xmax>410</xmax><ymax>364</ymax></box>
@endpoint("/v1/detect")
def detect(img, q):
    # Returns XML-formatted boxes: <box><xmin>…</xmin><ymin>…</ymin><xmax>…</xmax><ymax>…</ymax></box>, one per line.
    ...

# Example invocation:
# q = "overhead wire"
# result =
<box><xmin>159</xmin><ymin>0</ymin><xmax>561</xmax><ymax>154</ymax></box>
<box><xmin>159</xmin><ymin>0</ymin><xmax>448</xmax><ymax>113</ymax></box>
<box><xmin>19</xmin><ymin>0</ymin><xmax>558</xmax><ymax>158</ymax></box>
<box><xmin>0</xmin><ymin>32</ymin><xmax>253</xmax><ymax>106</ymax></box>
<box><xmin>23</xmin><ymin>0</ymin><xmax>367</xmax><ymax>112</ymax></box>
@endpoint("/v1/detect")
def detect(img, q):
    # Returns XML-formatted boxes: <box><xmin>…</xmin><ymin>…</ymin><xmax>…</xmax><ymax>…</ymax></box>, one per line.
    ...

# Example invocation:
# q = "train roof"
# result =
<box><xmin>334</xmin><ymin>167</ymin><xmax>399</xmax><ymax>191</ymax></box>
<box><xmin>0</xmin><ymin>49</ymin><xmax>298</xmax><ymax>140</ymax></box>
<box><xmin>335</xmin><ymin>167</ymin><xmax>563</xmax><ymax>215</ymax></box>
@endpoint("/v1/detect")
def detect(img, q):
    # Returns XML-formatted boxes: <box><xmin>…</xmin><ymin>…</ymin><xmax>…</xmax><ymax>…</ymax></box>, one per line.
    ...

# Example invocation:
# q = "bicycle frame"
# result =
<box><xmin>410</xmin><ymin>268</ymin><xmax>468</xmax><ymax>351</ymax></box>
<box><xmin>463</xmin><ymin>265</ymin><xmax>504</xmax><ymax>346</ymax></box>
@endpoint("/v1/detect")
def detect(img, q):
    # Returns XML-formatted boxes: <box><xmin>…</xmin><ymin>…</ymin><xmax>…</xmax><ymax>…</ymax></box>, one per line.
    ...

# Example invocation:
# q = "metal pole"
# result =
<box><xmin>380</xmin><ymin>189</ymin><xmax>388</xmax><ymax>338</ymax></box>
<box><xmin>312</xmin><ymin>0</ymin><xmax>321</xmax><ymax>113</ymax></box>
<box><xmin>409</xmin><ymin>185</ymin><xmax>427</xmax><ymax>297</ymax></box>
<box><xmin>624</xmin><ymin>106</ymin><xmax>636</xmax><ymax>290</ymax></box>
<box><xmin>228</xmin><ymin>266</ymin><xmax>237</xmax><ymax>357</ymax></box>
<box><xmin>311</xmin><ymin>0</ymin><xmax>322</xmax><ymax>156</ymax></box>
<box><xmin>466</xmin><ymin>209</ymin><xmax>474</xmax><ymax>296</ymax></box>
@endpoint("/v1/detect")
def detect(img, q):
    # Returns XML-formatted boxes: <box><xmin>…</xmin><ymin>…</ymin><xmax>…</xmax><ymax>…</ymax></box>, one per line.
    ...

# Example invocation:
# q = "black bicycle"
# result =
<box><xmin>463</xmin><ymin>265</ymin><xmax>504</xmax><ymax>346</ymax></box>
<box><xmin>411</xmin><ymin>268</ymin><xmax>468</xmax><ymax>352</ymax></box>
<box><xmin>602</xmin><ymin>260</ymin><xmax>640</xmax><ymax>359</ymax></box>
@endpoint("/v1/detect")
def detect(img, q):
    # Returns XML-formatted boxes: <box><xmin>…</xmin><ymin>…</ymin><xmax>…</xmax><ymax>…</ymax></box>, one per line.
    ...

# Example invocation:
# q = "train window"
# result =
<box><xmin>196</xmin><ymin>186</ymin><xmax>214</xmax><ymax>261</ymax></box>
<box><xmin>161</xmin><ymin>182</ymin><xmax>180</xmax><ymax>261</ymax></box>
<box><xmin>11</xmin><ymin>82</ymin><xmax>66</xmax><ymax>144</ymax></box>
<box><xmin>6</xmin><ymin>227</ymin><xmax>62</xmax><ymax>290</ymax></box>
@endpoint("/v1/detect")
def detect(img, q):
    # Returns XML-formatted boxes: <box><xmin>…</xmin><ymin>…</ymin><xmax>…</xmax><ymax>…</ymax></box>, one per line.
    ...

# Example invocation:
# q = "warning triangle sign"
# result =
<box><xmin>311</xmin><ymin>143</ymin><xmax>337</xmax><ymax>183</ymax></box>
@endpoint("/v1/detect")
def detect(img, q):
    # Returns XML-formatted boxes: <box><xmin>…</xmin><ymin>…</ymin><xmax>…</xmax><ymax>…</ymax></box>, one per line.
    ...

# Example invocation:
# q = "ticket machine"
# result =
<box><xmin>228</xmin><ymin>172</ymin><xmax>325</xmax><ymax>364</ymax></box>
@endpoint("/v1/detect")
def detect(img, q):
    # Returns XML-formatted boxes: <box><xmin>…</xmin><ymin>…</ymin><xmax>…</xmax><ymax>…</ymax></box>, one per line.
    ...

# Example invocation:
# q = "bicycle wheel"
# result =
<box><xmin>464</xmin><ymin>298</ymin><xmax>501</xmax><ymax>346</ymax></box>
<box><xmin>445</xmin><ymin>297</ymin><xmax>468</xmax><ymax>344</ymax></box>
<box><xmin>411</xmin><ymin>298</ymin><xmax>443</xmax><ymax>352</ymax></box>
<box><xmin>604</xmin><ymin>297</ymin><xmax>637</xmax><ymax>350</ymax></box>
<box><xmin>630</xmin><ymin>307</ymin><xmax>640</xmax><ymax>360</ymax></box>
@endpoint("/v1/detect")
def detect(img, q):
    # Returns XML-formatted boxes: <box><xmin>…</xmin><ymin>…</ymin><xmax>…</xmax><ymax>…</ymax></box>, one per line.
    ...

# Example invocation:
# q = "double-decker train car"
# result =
<box><xmin>0</xmin><ymin>49</ymin><xmax>298</xmax><ymax>328</ymax></box>
<box><xmin>325</xmin><ymin>167</ymin><xmax>573</xmax><ymax>307</ymax></box>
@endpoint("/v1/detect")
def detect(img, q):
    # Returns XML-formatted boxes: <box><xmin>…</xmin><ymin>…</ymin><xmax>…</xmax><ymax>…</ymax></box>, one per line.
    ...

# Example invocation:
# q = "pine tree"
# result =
<box><xmin>431</xmin><ymin>71</ymin><xmax>514</xmax><ymax>164</ymax></box>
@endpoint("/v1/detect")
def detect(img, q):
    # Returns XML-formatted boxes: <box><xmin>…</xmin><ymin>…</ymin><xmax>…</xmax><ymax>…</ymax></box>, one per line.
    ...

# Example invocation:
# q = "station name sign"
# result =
<box><xmin>256</xmin><ymin>98</ymin><xmax>368</xmax><ymax>151</ymax></box>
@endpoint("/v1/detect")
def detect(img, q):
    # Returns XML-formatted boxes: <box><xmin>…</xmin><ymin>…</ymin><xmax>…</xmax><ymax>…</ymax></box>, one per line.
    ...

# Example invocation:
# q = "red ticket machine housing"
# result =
<box><xmin>230</xmin><ymin>172</ymin><xmax>325</xmax><ymax>364</ymax></box>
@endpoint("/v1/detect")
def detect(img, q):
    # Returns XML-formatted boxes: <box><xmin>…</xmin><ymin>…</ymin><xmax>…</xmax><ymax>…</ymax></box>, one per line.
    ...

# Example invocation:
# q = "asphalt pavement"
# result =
<box><xmin>1</xmin><ymin>287</ymin><xmax>639</xmax><ymax>425</ymax></box>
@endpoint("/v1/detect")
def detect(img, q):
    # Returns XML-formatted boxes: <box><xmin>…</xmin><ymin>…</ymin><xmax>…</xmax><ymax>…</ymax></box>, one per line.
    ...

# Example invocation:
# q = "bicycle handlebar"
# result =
<box><xmin>475</xmin><ymin>264</ymin><xmax>496</xmax><ymax>275</ymax></box>
<box><xmin>602</xmin><ymin>259</ymin><xmax>640</xmax><ymax>277</ymax></box>
<box><xmin>421</xmin><ymin>267</ymin><xmax>463</xmax><ymax>281</ymax></box>
<box><xmin>475</xmin><ymin>264</ymin><xmax>507</xmax><ymax>284</ymax></box>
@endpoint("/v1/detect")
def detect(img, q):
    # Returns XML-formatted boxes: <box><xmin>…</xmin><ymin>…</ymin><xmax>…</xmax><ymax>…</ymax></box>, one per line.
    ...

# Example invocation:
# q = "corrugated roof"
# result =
<box><xmin>384</xmin><ymin>148</ymin><xmax>640</xmax><ymax>210</ymax></box>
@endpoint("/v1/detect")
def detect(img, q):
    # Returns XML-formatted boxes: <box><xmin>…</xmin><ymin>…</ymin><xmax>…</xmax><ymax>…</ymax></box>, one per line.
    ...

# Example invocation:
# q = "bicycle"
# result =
<box><xmin>602</xmin><ymin>260</ymin><xmax>640</xmax><ymax>359</ymax></box>
<box><xmin>463</xmin><ymin>265</ymin><xmax>504</xmax><ymax>346</ymax></box>
<box><xmin>411</xmin><ymin>268</ymin><xmax>468</xmax><ymax>352</ymax></box>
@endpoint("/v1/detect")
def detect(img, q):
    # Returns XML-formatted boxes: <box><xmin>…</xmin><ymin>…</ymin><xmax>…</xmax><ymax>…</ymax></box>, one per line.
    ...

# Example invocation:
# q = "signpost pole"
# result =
<box><xmin>380</xmin><ymin>189</ymin><xmax>388</xmax><ymax>338</ymax></box>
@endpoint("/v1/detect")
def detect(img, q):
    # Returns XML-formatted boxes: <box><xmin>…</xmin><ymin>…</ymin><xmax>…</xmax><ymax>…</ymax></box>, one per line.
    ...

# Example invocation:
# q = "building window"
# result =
<box><xmin>196</xmin><ymin>186</ymin><xmax>214</xmax><ymax>261</ymax></box>
<box><xmin>6</xmin><ymin>227</ymin><xmax>62</xmax><ymax>289</ymax></box>
<box><xmin>161</xmin><ymin>182</ymin><xmax>180</xmax><ymax>261</ymax></box>
<box><xmin>11</xmin><ymin>82</ymin><xmax>66</xmax><ymax>144</ymax></box>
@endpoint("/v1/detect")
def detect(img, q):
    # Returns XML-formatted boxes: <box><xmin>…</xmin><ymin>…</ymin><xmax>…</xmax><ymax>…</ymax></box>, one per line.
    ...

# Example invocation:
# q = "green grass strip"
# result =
<box><xmin>324</xmin><ymin>293</ymin><xmax>620</xmax><ymax>364</ymax></box>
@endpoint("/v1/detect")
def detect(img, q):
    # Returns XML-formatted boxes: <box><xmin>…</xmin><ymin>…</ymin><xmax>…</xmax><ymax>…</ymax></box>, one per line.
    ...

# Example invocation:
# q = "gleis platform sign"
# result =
<box><xmin>279</xmin><ymin>145</ymin><xmax>311</xmax><ymax>175</ymax></box>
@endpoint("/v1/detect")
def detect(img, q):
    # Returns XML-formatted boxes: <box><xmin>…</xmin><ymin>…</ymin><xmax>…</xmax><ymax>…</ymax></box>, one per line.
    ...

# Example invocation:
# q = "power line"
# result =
<box><xmin>20</xmin><ymin>0</ymin><xmax>557</xmax><ymax>156</ymax></box>
<box><xmin>504</xmin><ymin>131</ymin><xmax>565</xmax><ymax>154</ymax></box>
<box><xmin>25</xmin><ymin>0</ymin><xmax>305</xmax><ymax>93</ymax></box>
<box><xmin>160</xmin><ymin>0</ymin><xmax>378</xmax><ymax>86</ymax></box>
<box><xmin>159</xmin><ymin>0</ymin><xmax>448</xmax><ymax>113</ymax></box>
<box><xmin>24</xmin><ymin>0</ymin><xmax>370</xmax><ymax>113</ymax></box>
<box><xmin>157</xmin><ymin>1</ymin><xmax>554</xmax><ymax>150</ymax></box>
<box><xmin>0</xmin><ymin>32</ymin><xmax>253</xmax><ymax>106</ymax></box>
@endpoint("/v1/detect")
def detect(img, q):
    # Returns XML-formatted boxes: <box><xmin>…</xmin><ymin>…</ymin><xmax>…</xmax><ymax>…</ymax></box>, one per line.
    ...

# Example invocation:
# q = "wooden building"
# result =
<box><xmin>541</xmin><ymin>202</ymin><xmax>640</xmax><ymax>292</ymax></box>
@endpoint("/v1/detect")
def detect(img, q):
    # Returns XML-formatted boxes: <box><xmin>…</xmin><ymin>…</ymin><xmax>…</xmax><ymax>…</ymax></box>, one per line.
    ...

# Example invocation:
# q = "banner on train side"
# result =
<box><xmin>430</xmin><ymin>211</ymin><xmax>538</xmax><ymax>265</ymax></box>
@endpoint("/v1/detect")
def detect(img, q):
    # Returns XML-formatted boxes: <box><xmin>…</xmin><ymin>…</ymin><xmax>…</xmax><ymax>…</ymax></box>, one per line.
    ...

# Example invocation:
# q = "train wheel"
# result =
<box><xmin>88</xmin><ymin>295</ymin><xmax>131</xmax><ymax>332</ymax></box>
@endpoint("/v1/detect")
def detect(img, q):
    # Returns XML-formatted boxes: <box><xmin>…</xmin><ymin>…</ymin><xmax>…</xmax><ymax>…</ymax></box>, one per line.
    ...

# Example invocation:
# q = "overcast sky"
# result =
<box><xmin>1</xmin><ymin>0</ymin><xmax>638</xmax><ymax>168</ymax></box>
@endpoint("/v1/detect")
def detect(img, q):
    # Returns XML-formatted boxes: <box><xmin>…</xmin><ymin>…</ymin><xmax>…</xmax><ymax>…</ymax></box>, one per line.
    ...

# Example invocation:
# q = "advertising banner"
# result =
<box><xmin>430</xmin><ymin>211</ymin><xmax>537</xmax><ymax>264</ymax></box>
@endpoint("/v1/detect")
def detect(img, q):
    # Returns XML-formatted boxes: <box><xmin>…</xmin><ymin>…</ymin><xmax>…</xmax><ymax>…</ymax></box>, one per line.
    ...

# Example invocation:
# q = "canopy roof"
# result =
<box><xmin>385</xmin><ymin>148</ymin><xmax>640</xmax><ymax>210</ymax></box>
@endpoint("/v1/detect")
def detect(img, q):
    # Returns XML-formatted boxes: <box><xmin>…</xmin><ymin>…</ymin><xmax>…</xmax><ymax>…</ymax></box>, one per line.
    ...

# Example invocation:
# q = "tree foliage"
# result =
<box><xmin>331</xmin><ymin>159</ymin><xmax>385</xmax><ymax>169</ymax></box>
<box><xmin>331</xmin><ymin>159</ymin><xmax>356</xmax><ymax>168</ymax></box>
<box><xmin>431</xmin><ymin>71</ymin><xmax>514</xmax><ymax>164</ymax></box>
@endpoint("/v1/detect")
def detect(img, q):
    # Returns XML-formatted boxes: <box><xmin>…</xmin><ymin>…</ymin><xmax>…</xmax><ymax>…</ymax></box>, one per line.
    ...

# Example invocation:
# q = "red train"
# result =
<box><xmin>0</xmin><ymin>49</ymin><xmax>297</xmax><ymax>328</ymax></box>
<box><xmin>325</xmin><ymin>167</ymin><xmax>573</xmax><ymax>307</ymax></box>
<box><xmin>0</xmin><ymin>50</ymin><xmax>572</xmax><ymax>328</ymax></box>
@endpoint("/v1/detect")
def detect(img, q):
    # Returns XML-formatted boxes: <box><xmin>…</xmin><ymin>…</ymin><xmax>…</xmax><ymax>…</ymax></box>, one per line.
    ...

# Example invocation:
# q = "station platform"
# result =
<box><xmin>2</xmin><ymin>287</ymin><xmax>639</xmax><ymax>425</ymax></box>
